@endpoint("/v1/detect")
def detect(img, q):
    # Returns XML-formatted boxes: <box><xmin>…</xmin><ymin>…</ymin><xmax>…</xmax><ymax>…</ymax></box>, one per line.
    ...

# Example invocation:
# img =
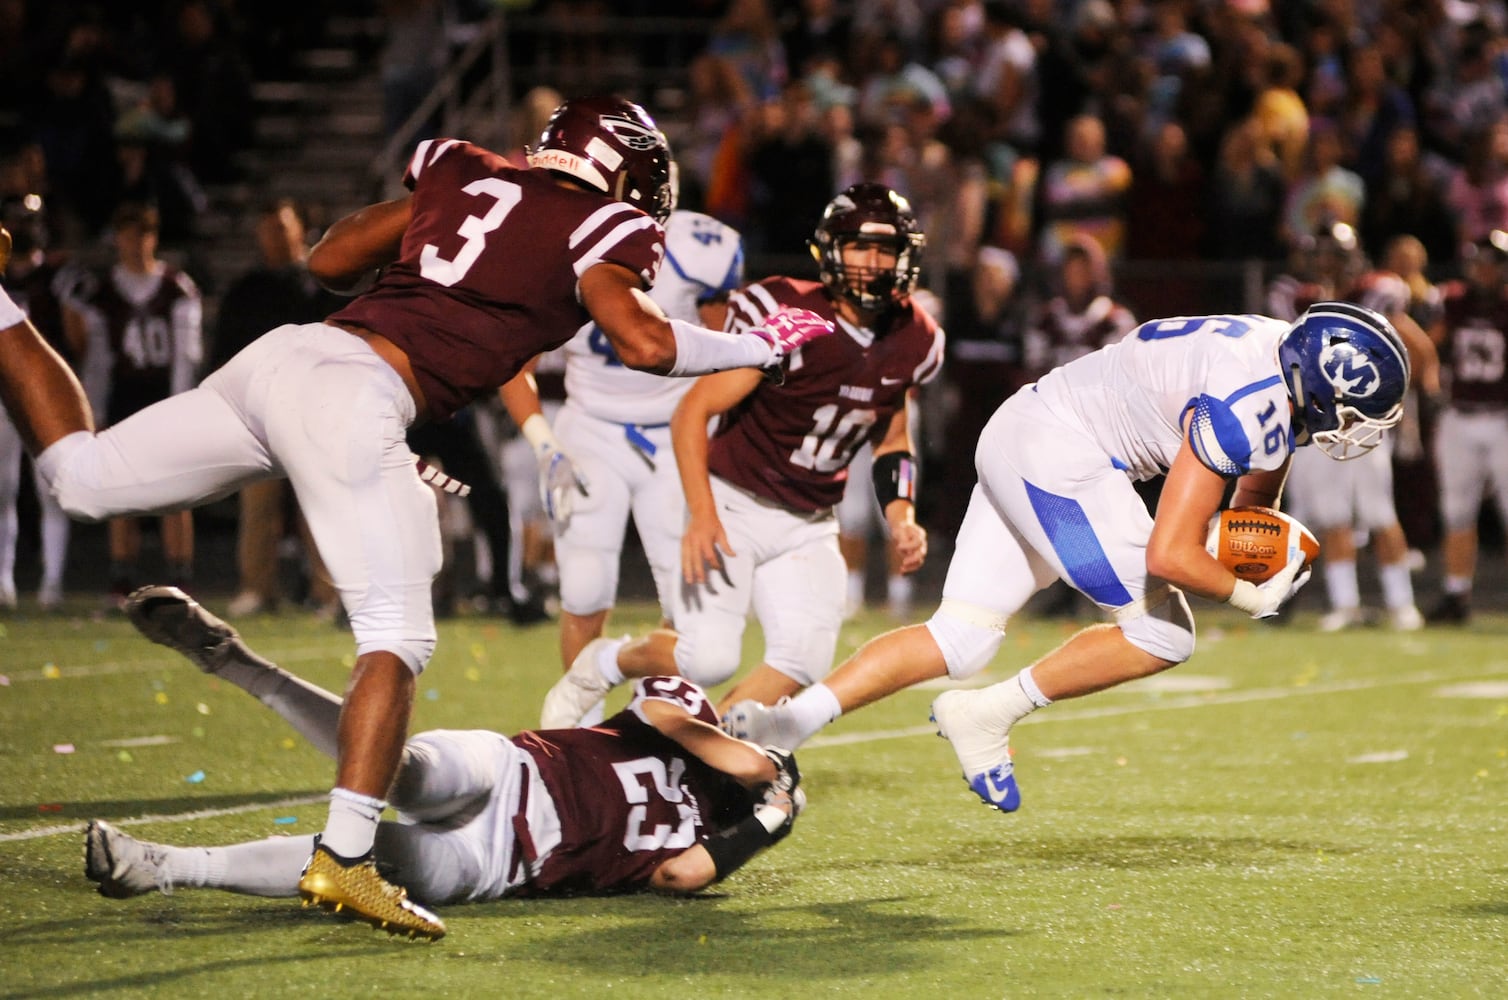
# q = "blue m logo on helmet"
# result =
<box><xmin>1319</xmin><ymin>344</ymin><xmax>1381</xmax><ymax>397</ymax></box>
<box><xmin>1278</xmin><ymin>302</ymin><xmax>1409</xmax><ymax>460</ymax></box>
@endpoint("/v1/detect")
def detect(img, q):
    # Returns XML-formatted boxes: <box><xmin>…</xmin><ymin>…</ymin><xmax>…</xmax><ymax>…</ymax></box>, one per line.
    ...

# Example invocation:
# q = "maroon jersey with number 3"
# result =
<box><xmin>514</xmin><ymin>677</ymin><xmax>749</xmax><ymax>895</ymax></box>
<box><xmin>330</xmin><ymin>138</ymin><xmax>666</xmax><ymax>421</ymax></box>
<box><xmin>712</xmin><ymin>278</ymin><xmax>944</xmax><ymax>512</ymax></box>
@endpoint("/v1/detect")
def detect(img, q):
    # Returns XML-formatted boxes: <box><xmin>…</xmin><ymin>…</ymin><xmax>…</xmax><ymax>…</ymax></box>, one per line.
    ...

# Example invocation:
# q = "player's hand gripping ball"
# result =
<box><xmin>1206</xmin><ymin>506</ymin><xmax>1320</xmax><ymax>583</ymax></box>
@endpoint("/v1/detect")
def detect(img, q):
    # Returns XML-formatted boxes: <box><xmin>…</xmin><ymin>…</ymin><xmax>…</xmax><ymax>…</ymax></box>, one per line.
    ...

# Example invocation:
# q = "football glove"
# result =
<box><xmin>1226</xmin><ymin>555</ymin><xmax>1312</xmax><ymax>619</ymax></box>
<box><xmin>538</xmin><ymin>447</ymin><xmax>590</xmax><ymax>529</ymax></box>
<box><xmin>749</xmin><ymin>308</ymin><xmax>833</xmax><ymax>382</ymax></box>
<box><xmin>756</xmin><ymin>746</ymin><xmax>804</xmax><ymax>840</ymax></box>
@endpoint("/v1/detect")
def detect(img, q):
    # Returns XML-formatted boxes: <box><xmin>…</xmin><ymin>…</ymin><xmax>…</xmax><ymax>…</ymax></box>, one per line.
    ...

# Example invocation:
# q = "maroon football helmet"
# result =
<box><xmin>527</xmin><ymin>95</ymin><xmax>675</xmax><ymax>223</ymax></box>
<box><xmin>810</xmin><ymin>183</ymin><xmax>926</xmax><ymax>311</ymax></box>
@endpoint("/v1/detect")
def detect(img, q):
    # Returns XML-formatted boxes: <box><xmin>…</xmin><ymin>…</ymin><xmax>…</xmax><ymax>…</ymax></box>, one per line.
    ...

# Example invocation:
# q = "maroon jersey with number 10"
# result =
<box><xmin>513</xmin><ymin>677</ymin><xmax>750</xmax><ymax>895</ymax></box>
<box><xmin>330</xmin><ymin>138</ymin><xmax>666</xmax><ymax>422</ymax></box>
<box><xmin>711</xmin><ymin>277</ymin><xmax>944</xmax><ymax>513</ymax></box>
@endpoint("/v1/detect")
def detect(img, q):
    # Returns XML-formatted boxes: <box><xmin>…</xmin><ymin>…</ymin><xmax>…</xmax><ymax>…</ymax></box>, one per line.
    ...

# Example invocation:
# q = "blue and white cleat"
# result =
<box><xmin>930</xmin><ymin>689</ymin><xmax>1022</xmax><ymax>813</ymax></box>
<box><xmin>965</xmin><ymin>763</ymin><xmax>1021</xmax><ymax>812</ymax></box>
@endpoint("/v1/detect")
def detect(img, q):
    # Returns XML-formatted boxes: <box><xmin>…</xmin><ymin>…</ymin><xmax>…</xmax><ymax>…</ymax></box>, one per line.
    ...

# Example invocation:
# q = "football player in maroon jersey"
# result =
<box><xmin>0</xmin><ymin>95</ymin><xmax>831</xmax><ymax>940</ymax></box>
<box><xmin>541</xmin><ymin>183</ymin><xmax>943</xmax><ymax>728</ymax></box>
<box><xmin>84</xmin><ymin>586</ymin><xmax>802</xmax><ymax>913</ymax></box>
<box><xmin>1424</xmin><ymin>231</ymin><xmax>1508</xmax><ymax>623</ymax></box>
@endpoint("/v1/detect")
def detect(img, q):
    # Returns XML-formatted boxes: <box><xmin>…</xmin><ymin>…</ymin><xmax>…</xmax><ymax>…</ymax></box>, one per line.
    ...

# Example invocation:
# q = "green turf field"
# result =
<box><xmin>2</xmin><ymin>600</ymin><xmax>1505</xmax><ymax>998</ymax></box>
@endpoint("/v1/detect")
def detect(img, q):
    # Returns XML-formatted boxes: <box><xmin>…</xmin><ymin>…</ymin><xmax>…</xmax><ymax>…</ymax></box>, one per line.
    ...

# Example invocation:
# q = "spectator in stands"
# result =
<box><xmin>1282</xmin><ymin>119</ymin><xmax>1365</xmax><ymax>251</ymax></box>
<box><xmin>1205</xmin><ymin>118</ymin><xmax>1287</xmax><ymax>263</ymax></box>
<box><xmin>780</xmin><ymin>0</ymin><xmax>852</xmax><ymax>79</ymax></box>
<box><xmin>747</xmin><ymin>79</ymin><xmax>834</xmax><ymax>254</ymax></box>
<box><xmin>1124</xmin><ymin>120</ymin><xmax>1205</xmax><ymax>318</ymax></box>
<box><xmin>160</xmin><ymin>0</ymin><xmax>254</xmax><ymax>183</ymax></box>
<box><xmin>1036</xmin><ymin>112</ymin><xmax>1132</xmax><ymax>263</ymax></box>
<box><xmin>707</xmin><ymin>0</ymin><xmax>788</xmax><ymax>104</ymax></box>
<box><xmin>936</xmin><ymin>245</ymin><xmax>1027</xmax><ymax>537</ymax></box>
<box><xmin>377</xmin><ymin>0</ymin><xmax>446</xmax><ymax>142</ymax></box>
<box><xmin>1250</xmin><ymin>42</ymin><xmax>1310</xmax><ymax>182</ymax></box>
<box><xmin>1337</xmin><ymin>42</ymin><xmax>1417</xmax><ymax>189</ymax></box>
<box><xmin>1021</xmin><ymin>234</ymin><xmax>1135</xmax><ymax>380</ymax></box>
<box><xmin>1358</xmin><ymin>125</ymin><xmax>1457</xmax><ymax>267</ymax></box>
<box><xmin>211</xmin><ymin>199</ymin><xmax>340</xmax><ymax>619</ymax></box>
<box><xmin>854</xmin><ymin>32</ymin><xmax>950</xmax><ymax>129</ymax></box>
<box><xmin>1445</xmin><ymin>116</ymin><xmax>1508</xmax><ymax>246</ymax></box>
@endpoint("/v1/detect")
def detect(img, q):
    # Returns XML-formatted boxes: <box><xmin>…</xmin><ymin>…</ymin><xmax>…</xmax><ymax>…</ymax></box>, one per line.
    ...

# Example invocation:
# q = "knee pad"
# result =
<box><xmin>356</xmin><ymin>636</ymin><xmax>437</xmax><ymax>676</ymax></box>
<box><xmin>36</xmin><ymin>431</ymin><xmax>109</xmax><ymax>523</ymax></box>
<box><xmin>926</xmin><ymin>599</ymin><xmax>1008</xmax><ymax>679</ymax></box>
<box><xmin>555</xmin><ymin>544</ymin><xmax>620</xmax><ymax>616</ymax></box>
<box><xmin>1115</xmin><ymin>585</ymin><xmax>1195</xmax><ymax>663</ymax></box>
<box><xmin>672</xmin><ymin>626</ymin><xmax>744</xmax><ymax>687</ymax></box>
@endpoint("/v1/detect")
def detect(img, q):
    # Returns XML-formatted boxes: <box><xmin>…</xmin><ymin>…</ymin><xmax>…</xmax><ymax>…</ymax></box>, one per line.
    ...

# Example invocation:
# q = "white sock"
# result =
<box><xmin>322</xmin><ymin>788</ymin><xmax>385</xmax><ymax>859</ymax></box>
<box><xmin>886</xmin><ymin>574</ymin><xmax>913</xmax><ymax>609</ymax></box>
<box><xmin>846</xmin><ymin>569</ymin><xmax>865</xmax><ymax>609</ymax></box>
<box><xmin>1444</xmin><ymin>575</ymin><xmax>1472</xmax><ymax>597</ymax></box>
<box><xmin>972</xmin><ymin>668</ymin><xmax>1048</xmax><ymax>734</ymax></box>
<box><xmin>785</xmin><ymin>682</ymin><xmax>843</xmax><ymax>744</ymax></box>
<box><xmin>171</xmin><ymin>835</ymin><xmax>316</xmax><ymax>897</ymax></box>
<box><xmin>1378</xmin><ymin>560</ymin><xmax>1416</xmax><ymax>611</ymax></box>
<box><xmin>1323</xmin><ymin>559</ymin><xmax>1360</xmax><ymax>611</ymax></box>
<box><xmin>597</xmin><ymin>638</ymin><xmax>627</xmax><ymax>686</ymax></box>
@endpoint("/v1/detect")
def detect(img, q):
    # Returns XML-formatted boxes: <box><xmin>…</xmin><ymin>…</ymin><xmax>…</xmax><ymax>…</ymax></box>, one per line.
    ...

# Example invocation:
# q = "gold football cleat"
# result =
<box><xmin>298</xmin><ymin>843</ymin><xmax>446</xmax><ymax>941</ymax></box>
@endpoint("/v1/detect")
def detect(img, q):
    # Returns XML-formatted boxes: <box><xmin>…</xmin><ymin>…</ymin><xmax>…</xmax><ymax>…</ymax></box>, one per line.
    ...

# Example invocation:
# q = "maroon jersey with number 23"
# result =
<box><xmin>330</xmin><ymin>138</ymin><xmax>666</xmax><ymax>421</ymax></box>
<box><xmin>712</xmin><ymin>277</ymin><xmax>945</xmax><ymax>512</ymax></box>
<box><xmin>514</xmin><ymin>677</ymin><xmax>750</xmax><ymax>895</ymax></box>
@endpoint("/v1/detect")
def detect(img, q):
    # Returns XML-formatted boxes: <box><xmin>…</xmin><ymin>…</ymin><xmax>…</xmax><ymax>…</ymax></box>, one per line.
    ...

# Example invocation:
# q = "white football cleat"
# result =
<box><xmin>1317</xmin><ymin>606</ymin><xmax>1364</xmax><ymax>633</ymax></box>
<box><xmin>930</xmin><ymin>689</ymin><xmax>1021</xmax><ymax>812</ymax></box>
<box><xmin>1389</xmin><ymin>604</ymin><xmax>1424</xmax><ymax>632</ymax></box>
<box><xmin>721</xmin><ymin>698</ymin><xmax>806</xmax><ymax>750</ymax></box>
<box><xmin>540</xmin><ymin>637</ymin><xmax>620</xmax><ymax>728</ymax></box>
<box><xmin>85</xmin><ymin>820</ymin><xmax>173</xmax><ymax>898</ymax></box>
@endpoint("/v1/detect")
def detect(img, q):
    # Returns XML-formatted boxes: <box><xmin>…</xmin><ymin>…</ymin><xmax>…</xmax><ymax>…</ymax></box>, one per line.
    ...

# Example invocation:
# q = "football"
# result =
<box><xmin>1206</xmin><ymin>506</ymin><xmax>1320</xmax><ymax>583</ymax></box>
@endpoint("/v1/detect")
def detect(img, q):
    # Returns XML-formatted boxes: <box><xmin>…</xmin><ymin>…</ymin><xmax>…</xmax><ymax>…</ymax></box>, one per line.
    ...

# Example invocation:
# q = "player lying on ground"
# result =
<box><xmin>86</xmin><ymin>587</ymin><xmax>803</xmax><ymax>927</ymax></box>
<box><xmin>726</xmin><ymin>304</ymin><xmax>1411</xmax><ymax>814</ymax></box>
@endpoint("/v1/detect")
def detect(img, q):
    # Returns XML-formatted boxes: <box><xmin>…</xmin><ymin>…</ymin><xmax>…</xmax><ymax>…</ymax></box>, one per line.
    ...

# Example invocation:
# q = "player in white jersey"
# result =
<box><xmin>1268</xmin><ymin>223</ymin><xmax>1439</xmax><ymax>631</ymax></box>
<box><xmin>502</xmin><ymin>210</ymin><xmax>744</xmax><ymax>695</ymax></box>
<box><xmin>725</xmin><ymin>304</ymin><xmax>1411</xmax><ymax>814</ymax></box>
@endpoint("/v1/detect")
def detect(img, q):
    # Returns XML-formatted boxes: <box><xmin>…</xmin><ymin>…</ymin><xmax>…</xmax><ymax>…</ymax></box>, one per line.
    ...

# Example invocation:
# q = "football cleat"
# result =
<box><xmin>1425</xmin><ymin>593</ymin><xmax>1471</xmax><ymax>625</ymax></box>
<box><xmin>125</xmin><ymin>585</ymin><xmax>242</xmax><ymax>674</ymax></box>
<box><xmin>1389</xmin><ymin>604</ymin><xmax>1424</xmax><ymax>632</ymax></box>
<box><xmin>721</xmin><ymin>698</ymin><xmax>805</xmax><ymax>750</ymax></box>
<box><xmin>540</xmin><ymin>637</ymin><xmax>619</xmax><ymax>729</ymax></box>
<box><xmin>85</xmin><ymin>820</ymin><xmax>172</xmax><ymax>898</ymax></box>
<box><xmin>297</xmin><ymin>842</ymin><xmax>445</xmax><ymax>941</ymax></box>
<box><xmin>1317</xmin><ymin>606</ymin><xmax>1365</xmax><ymax>633</ymax></box>
<box><xmin>930</xmin><ymin>690</ymin><xmax>1022</xmax><ymax>813</ymax></box>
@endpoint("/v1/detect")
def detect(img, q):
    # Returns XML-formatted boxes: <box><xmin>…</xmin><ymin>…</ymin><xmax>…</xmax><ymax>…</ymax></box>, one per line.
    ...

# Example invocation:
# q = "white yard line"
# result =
<box><xmin>4</xmin><ymin>662</ymin><xmax>1505</xmax><ymax>844</ymax></box>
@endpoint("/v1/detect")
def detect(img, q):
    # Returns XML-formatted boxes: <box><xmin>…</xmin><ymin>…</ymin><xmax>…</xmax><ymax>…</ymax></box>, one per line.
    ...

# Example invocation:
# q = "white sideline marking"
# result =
<box><xmin>5</xmin><ymin>663</ymin><xmax>1504</xmax><ymax>844</ymax></box>
<box><xmin>1347</xmin><ymin>750</ymin><xmax>1409</xmax><ymax>764</ymax></box>
<box><xmin>2</xmin><ymin>648</ymin><xmax>329</xmax><ymax>683</ymax></box>
<box><xmin>0</xmin><ymin>794</ymin><xmax>326</xmax><ymax>843</ymax></box>
<box><xmin>1435</xmin><ymin>680</ymin><xmax>1508</xmax><ymax>699</ymax></box>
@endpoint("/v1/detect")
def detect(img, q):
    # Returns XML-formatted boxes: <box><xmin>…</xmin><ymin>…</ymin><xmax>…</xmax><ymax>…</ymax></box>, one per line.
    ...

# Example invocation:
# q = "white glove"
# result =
<box><xmin>1226</xmin><ymin>556</ymin><xmax>1312</xmax><ymax>619</ymax></box>
<box><xmin>538</xmin><ymin>447</ymin><xmax>589</xmax><ymax>528</ymax></box>
<box><xmin>520</xmin><ymin>413</ymin><xmax>589</xmax><ymax>529</ymax></box>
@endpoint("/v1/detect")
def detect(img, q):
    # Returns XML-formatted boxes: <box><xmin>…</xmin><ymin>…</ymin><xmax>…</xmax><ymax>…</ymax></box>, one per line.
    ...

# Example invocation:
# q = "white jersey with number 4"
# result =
<box><xmin>1030</xmin><ymin>313</ymin><xmax>1297</xmax><ymax>481</ymax></box>
<box><xmin>561</xmin><ymin>210</ymin><xmax>744</xmax><ymax>425</ymax></box>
